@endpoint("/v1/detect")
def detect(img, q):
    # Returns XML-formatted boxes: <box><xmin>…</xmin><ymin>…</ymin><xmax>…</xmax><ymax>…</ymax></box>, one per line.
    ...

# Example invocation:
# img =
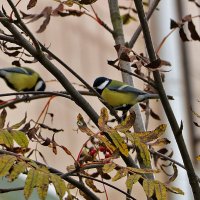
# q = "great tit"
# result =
<box><xmin>93</xmin><ymin>77</ymin><xmax>159</xmax><ymax>110</ymax></box>
<box><xmin>0</xmin><ymin>67</ymin><xmax>46</xmax><ymax>92</ymax></box>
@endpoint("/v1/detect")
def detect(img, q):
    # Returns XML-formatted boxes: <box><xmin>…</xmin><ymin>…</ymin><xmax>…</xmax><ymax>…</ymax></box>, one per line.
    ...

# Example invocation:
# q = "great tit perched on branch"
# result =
<box><xmin>93</xmin><ymin>77</ymin><xmax>159</xmax><ymax>111</ymax></box>
<box><xmin>0</xmin><ymin>67</ymin><xmax>46</xmax><ymax>92</ymax></box>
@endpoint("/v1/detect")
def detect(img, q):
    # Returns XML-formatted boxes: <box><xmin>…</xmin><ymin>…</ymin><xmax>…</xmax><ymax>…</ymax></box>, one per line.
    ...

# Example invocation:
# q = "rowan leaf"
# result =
<box><xmin>154</xmin><ymin>181</ymin><xmax>167</xmax><ymax>200</ymax></box>
<box><xmin>77</xmin><ymin>113</ymin><xmax>95</xmax><ymax>136</ymax></box>
<box><xmin>143</xmin><ymin>179</ymin><xmax>155</xmax><ymax>198</ymax></box>
<box><xmin>98</xmin><ymin>107</ymin><xmax>109</xmax><ymax>129</ymax></box>
<box><xmin>107</xmin><ymin>128</ymin><xmax>129</xmax><ymax>157</ymax></box>
<box><xmin>114</xmin><ymin>113</ymin><xmax>135</xmax><ymax>132</ymax></box>
<box><xmin>0</xmin><ymin>155</ymin><xmax>16</xmax><ymax>176</ymax></box>
<box><xmin>24</xmin><ymin>169</ymin><xmax>39</xmax><ymax>200</ymax></box>
<box><xmin>8</xmin><ymin>161</ymin><xmax>27</xmax><ymax>181</ymax></box>
<box><xmin>149</xmin><ymin>138</ymin><xmax>170</xmax><ymax>147</ymax></box>
<box><xmin>36</xmin><ymin>167</ymin><xmax>50</xmax><ymax>200</ymax></box>
<box><xmin>0</xmin><ymin>130</ymin><xmax>14</xmax><ymax>148</ymax></box>
<box><xmin>85</xmin><ymin>179</ymin><xmax>103</xmax><ymax>193</ymax></box>
<box><xmin>97</xmin><ymin>135</ymin><xmax>116</xmax><ymax>153</ymax></box>
<box><xmin>50</xmin><ymin>174</ymin><xmax>67</xmax><ymax>199</ymax></box>
<box><xmin>134</xmin><ymin>124</ymin><xmax>167</xmax><ymax>143</ymax></box>
<box><xmin>112</xmin><ymin>168</ymin><xmax>128</xmax><ymax>181</ymax></box>
<box><xmin>126</xmin><ymin>173</ymin><xmax>141</xmax><ymax>190</ymax></box>
<box><xmin>11</xmin><ymin>130</ymin><xmax>29</xmax><ymax>148</ymax></box>
<box><xmin>0</xmin><ymin>109</ymin><xmax>7</xmax><ymax>129</ymax></box>
<box><xmin>196</xmin><ymin>155</ymin><xmax>200</xmax><ymax>161</ymax></box>
<box><xmin>102</xmin><ymin>162</ymin><xmax>116</xmax><ymax>173</ymax></box>
<box><xmin>127</xmin><ymin>167</ymin><xmax>159</xmax><ymax>174</ymax></box>
<box><xmin>27</xmin><ymin>0</ymin><xmax>37</xmax><ymax>10</ymax></box>
<box><xmin>168</xmin><ymin>164</ymin><xmax>178</xmax><ymax>183</ymax></box>
<box><xmin>134</xmin><ymin>137</ymin><xmax>151</xmax><ymax>167</ymax></box>
<box><xmin>165</xmin><ymin>185</ymin><xmax>184</xmax><ymax>195</ymax></box>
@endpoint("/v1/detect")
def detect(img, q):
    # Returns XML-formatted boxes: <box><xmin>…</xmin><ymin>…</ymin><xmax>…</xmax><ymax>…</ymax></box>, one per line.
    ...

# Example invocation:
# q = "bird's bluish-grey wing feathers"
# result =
<box><xmin>107</xmin><ymin>84</ymin><xmax>147</xmax><ymax>95</ymax></box>
<box><xmin>0</xmin><ymin>67</ymin><xmax>31</xmax><ymax>75</ymax></box>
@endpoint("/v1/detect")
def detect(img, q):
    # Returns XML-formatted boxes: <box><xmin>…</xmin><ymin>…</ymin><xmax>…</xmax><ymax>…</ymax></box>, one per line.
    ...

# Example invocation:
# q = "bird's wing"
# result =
<box><xmin>107</xmin><ymin>84</ymin><xmax>147</xmax><ymax>96</ymax></box>
<box><xmin>0</xmin><ymin>67</ymin><xmax>32</xmax><ymax>75</ymax></box>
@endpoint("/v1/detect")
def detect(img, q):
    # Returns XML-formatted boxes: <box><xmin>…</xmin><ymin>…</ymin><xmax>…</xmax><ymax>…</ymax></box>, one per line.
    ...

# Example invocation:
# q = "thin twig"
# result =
<box><xmin>7</xmin><ymin>0</ymin><xmax>42</xmax><ymax>53</ymax></box>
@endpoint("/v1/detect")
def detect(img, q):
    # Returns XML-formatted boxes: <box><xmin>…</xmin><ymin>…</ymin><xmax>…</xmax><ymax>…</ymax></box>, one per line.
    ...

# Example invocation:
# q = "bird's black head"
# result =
<box><xmin>93</xmin><ymin>77</ymin><xmax>111</xmax><ymax>95</ymax></box>
<box><xmin>34</xmin><ymin>78</ymin><xmax>46</xmax><ymax>91</ymax></box>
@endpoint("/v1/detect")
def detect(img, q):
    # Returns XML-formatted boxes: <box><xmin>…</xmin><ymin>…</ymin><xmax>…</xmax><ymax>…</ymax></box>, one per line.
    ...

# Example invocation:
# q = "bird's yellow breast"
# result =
<box><xmin>5</xmin><ymin>72</ymin><xmax>38</xmax><ymax>91</ymax></box>
<box><xmin>102</xmin><ymin>88</ymin><xmax>137</xmax><ymax>107</ymax></box>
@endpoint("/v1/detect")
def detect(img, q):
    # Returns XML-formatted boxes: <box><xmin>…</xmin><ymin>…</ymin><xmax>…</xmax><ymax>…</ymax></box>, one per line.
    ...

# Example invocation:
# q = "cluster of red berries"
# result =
<box><xmin>89</xmin><ymin>146</ymin><xmax>112</xmax><ymax>158</ymax></box>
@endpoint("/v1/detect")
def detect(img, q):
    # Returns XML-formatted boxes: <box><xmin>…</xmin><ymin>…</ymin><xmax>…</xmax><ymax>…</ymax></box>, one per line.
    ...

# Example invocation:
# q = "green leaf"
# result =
<box><xmin>8</xmin><ymin>161</ymin><xmax>27</xmax><ymax>181</ymax></box>
<box><xmin>24</xmin><ymin>169</ymin><xmax>39</xmax><ymax>200</ymax></box>
<box><xmin>102</xmin><ymin>162</ymin><xmax>116</xmax><ymax>173</ymax></box>
<box><xmin>0</xmin><ymin>155</ymin><xmax>16</xmax><ymax>176</ymax></box>
<box><xmin>112</xmin><ymin>168</ymin><xmax>128</xmax><ymax>181</ymax></box>
<box><xmin>154</xmin><ymin>181</ymin><xmax>167</xmax><ymax>200</ymax></box>
<box><xmin>143</xmin><ymin>179</ymin><xmax>155</xmax><ymax>198</ymax></box>
<box><xmin>0</xmin><ymin>130</ymin><xmax>14</xmax><ymax>148</ymax></box>
<box><xmin>36</xmin><ymin>167</ymin><xmax>50</xmax><ymax>200</ymax></box>
<box><xmin>10</xmin><ymin>113</ymin><xmax>27</xmax><ymax>129</ymax></box>
<box><xmin>11</xmin><ymin>130</ymin><xmax>29</xmax><ymax>148</ymax></box>
<box><xmin>50</xmin><ymin>174</ymin><xmax>67</xmax><ymax>199</ymax></box>
<box><xmin>126</xmin><ymin>173</ymin><xmax>141</xmax><ymax>190</ymax></box>
<box><xmin>0</xmin><ymin>109</ymin><xmax>7</xmax><ymax>129</ymax></box>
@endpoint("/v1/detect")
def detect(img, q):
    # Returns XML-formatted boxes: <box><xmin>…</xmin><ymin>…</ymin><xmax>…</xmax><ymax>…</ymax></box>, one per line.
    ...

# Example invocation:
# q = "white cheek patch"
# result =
<box><xmin>118</xmin><ymin>85</ymin><xmax>128</xmax><ymax>91</ymax></box>
<box><xmin>35</xmin><ymin>80</ymin><xmax>43</xmax><ymax>91</ymax></box>
<box><xmin>97</xmin><ymin>80</ymin><xmax>110</xmax><ymax>90</ymax></box>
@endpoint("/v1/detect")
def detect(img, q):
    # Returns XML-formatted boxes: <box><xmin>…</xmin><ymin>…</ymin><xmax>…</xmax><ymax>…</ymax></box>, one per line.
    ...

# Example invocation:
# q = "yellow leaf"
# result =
<box><xmin>134</xmin><ymin>137</ymin><xmax>151</xmax><ymax>167</ymax></box>
<box><xmin>50</xmin><ymin>174</ymin><xmax>67</xmax><ymax>199</ymax></box>
<box><xmin>36</xmin><ymin>167</ymin><xmax>50</xmax><ymax>200</ymax></box>
<box><xmin>165</xmin><ymin>185</ymin><xmax>184</xmax><ymax>195</ymax></box>
<box><xmin>11</xmin><ymin>130</ymin><xmax>29</xmax><ymax>148</ymax></box>
<box><xmin>107</xmin><ymin>128</ymin><xmax>129</xmax><ymax>157</ymax></box>
<box><xmin>102</xmin><ymin>162</ymin><xmax>116</xmax><ymax>173</ymax></box>
<box><xmin>126</xmin><ymin>174</ymin><xmax>141</xmax><ymax>190</ymax></box>
<box><xmin>98</xmin><ymin>107</ymin><xmax>109</xmax><ymax>129</ymax></box>
<box><xmin>0</xmin><ymin>109</ymin><xmax>7</xmax><ymax>129</ymax></box>
<box><xmin>196</xmin><ymin>155</ymin><xmax>200</xmax><ymax>161</ymax></box>
<box><xmin>0</xmin><ymin>130</ymin><xmax>14</xmax><ymax>148</ymax></box>
<box><xmin>134</xmin><ymin>124</ymin><xmax>167</xmax><ymax>143</ymax></box>
<box><xmin>85</xmin><ymin>179</ymin><xmax>103</xmax><ymax>193</ymax></box>
<box><xmin>154</xmin><ymin>181</ymin><xmax>167</xmax><ymax>200</ymax></box>
<box><xmin>143</xmin><ymin>179</ymin><xmax>155</xmax><ymax>197</ymax></box>
<box><xmin>77</xmin><ymin>114</ymin><xmax>95</xmax><ymax>136</ymax></box>
<box><xmin>149</xmin><ymin>138</ymin><xmax>170</xmax><ymax>147</ymax></box>
<box><xmin>114</xmin><ymin>113</ymin><xmax>135</xmax><ymax>132</ymax></box>
<box><xmin>24</xmin><ymin>169</ymin><xmax>39</xmax><ymax>200</ymax></box>
<box><xmin>112</xmin><ymin>168</ymin><xmax>128</xmax><ymax>181</ymax></box>
<box><xmin>127</xmin><ymin>167</ymin><xmax>159</xmax><ymax>174</ymax></box>
<box><xmin>0</xmin><ymin>155</ymin><xmax>16</xmax><ymax>176</ymax></box>
<box><xmin>8</xmin><ymin>161</ymin><xmax>27</xmax><ymax>181</ymax></box>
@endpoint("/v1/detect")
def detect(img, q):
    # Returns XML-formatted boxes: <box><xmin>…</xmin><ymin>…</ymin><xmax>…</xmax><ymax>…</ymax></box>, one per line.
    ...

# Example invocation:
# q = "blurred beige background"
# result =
<box><xmin>0</xmin><ymin>0</ymin><xmax>199</xmax><ymax>199</ymax></box>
